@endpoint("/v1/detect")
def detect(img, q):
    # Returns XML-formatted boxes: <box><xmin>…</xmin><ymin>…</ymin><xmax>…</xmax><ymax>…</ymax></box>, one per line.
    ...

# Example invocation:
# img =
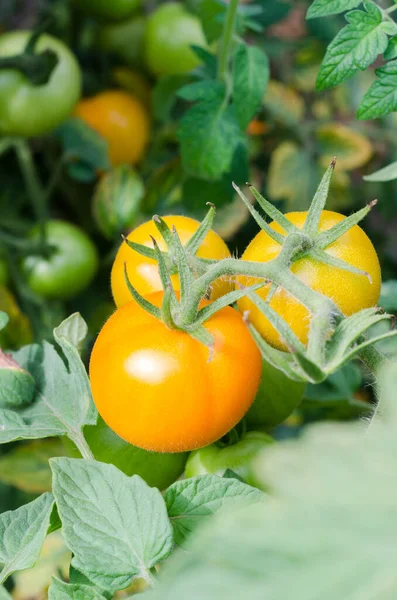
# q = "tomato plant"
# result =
<box><xmin>22</xmin><ymin>220</ymin><xmax>99</xmax><ymax>300</ymax></box>
<box><xmin>0</xmin><ymin>259</ymin><xmax>8</xmax><ymax>286</ymax></box>
<box><xmin>185</xmin><ymin>431</ymin><xmax>274</xmax><ymax>488</ymax></box>
<box><xmin>74</xmin><ymin>90</ymin><xmax>150</xmax><ymax>167</ymax></box>
<box><xmin>0</xmin><ymin>31</ymin><xmax>81</xmax><ymax>137</ymax></box>
<box><xmin>97</xmin><ymin>15</ymin><xmax>146</xmax><ymax>67</ymax></box>
<box><xmin>238</xmin><ymin>210</ymin><xmax>381</xmax><ymax>351</ymax></box>
<box><xmin>64</xmin><ymin>416</ymin><xmax>187</xmax><ymax>490</ymax></box>
<box><xmin>111</xmin><ymin>214</ymin><xmax>232</xmax><ymax>308</ymax></box>
<box><xmin>89</xmin><ymin>291</ymin><xmax>262</xmax><ymax>452</ymax></box>
<box><xmin>144</xmin><ymin>2</ymin><xmax>206</xmax><ymax>76</ymax></box>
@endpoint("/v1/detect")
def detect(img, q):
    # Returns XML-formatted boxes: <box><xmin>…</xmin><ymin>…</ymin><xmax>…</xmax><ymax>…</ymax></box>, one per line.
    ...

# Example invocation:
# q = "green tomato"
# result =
<box><xmin>0</xmin><ymin>259</ymin><xmax>8</xmax><ymax>286</ymax></box>
<box><xmin>245</xmin><ymin>360</ymin><xmax>306</xmax><ymax>429</ymax></box>
<box><xmin>97</xmin><ymin>15</ymin><xmax>146</xmax><ymax>66</ymax></box>
<box><xmin>144</xmin><ymin>3</ymin><xmax>206</xmax><ymax>77</ymax></box>
<box><xmin>65</xmin><ymin>416</ymin><xmax>188</xmax><ymax>490</ymax></box>
<box><xmin>93</xmin><ymin>165</ymin><xmax>145</xmax><ymax>239</ymax></box>
<box><xmin>75</xmin><ymin>0</ymin><xmax>141</xmax><ymax>21</ymax></box>
<box><xmin>185</xmin><ymin>431</ymin><xmax>274</xmax><ymax>488</ymax></box>
<box><xmin>22</xmin><ymin>220</ymin><xmax>99</xmax><ymax>300</ymax></box>
<box><xmin>0</xmin><ymin>31</ymin><xmax>81</xmax><ymax>137</ymax></box>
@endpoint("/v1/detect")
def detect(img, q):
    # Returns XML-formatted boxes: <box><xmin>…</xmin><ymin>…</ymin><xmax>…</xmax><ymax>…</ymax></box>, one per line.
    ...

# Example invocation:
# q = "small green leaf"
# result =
<box><xmin>307</xmin><ymin>0</ymin><xmax>362</xmax><ymax>19</ymax></box>
<box><xmin>232</xmin><ymin>44</ymin><xmax>269</xmax><ymax>129</ymax></box>
<box><xmin>48</xmin><ymin>577</ymin><xmax>109</xmax><ymax>600</ymax></box>
<box><xmin>0</xmin><ymin>587</ymin><xmax>11</xmax><ymax>600</ymax></box>
<box><xmin>357</xmin><ymin>60</ymin><xmax>397</xmax><ymax>120</ymax></box>
<box><xmin>54</xmin><ymin>313</ymin><xmax>88</xmax><ymax>354</ymax></box>
<box><xmin>178</xmin><ymin>93</ymin><xmax>243</xmax><ymax>181</ymax></box>
<box><xmin>0</xmin><ymin>312</ymin><xmax>8</xmax><ymax>332</ymax></box>
<box><xmin>380</xmin><ymin>280</ymin><xmax>397</xmax><ymax>311</ymax></box>
<box><xmin>178</xmin><ymin>80</ymin><xmax>225</xmax><ymax>102</ymax></box>
<box><xmin>164</xmin><ymin>475</ymin><xmax>264</xmax><ymax>547</ymax></box>
<box><xmin>364</xmin><ymin>160</ymin><xmax>397</xmax><ymax>182</ymax></box>
<box><xmin>0</xmin><ymin>350</ymin><xmax>35</xmax><ymax>409</ymax></box>
<box><xmin>51</xmin><ymin>458</ymin><xmax>173</xmax><ymax>593</ymax></box>
<box><xmin>316</xmin><ymin>3</ymin><xmax>395</xmax><ymax>91</ymax></box>
<box><xmin>152</xmin><ymin>75</ymin><xmax>188</xmax><ymax>122</ymax></box>
<box><xmin>384</xmin><ymin>36</ymin><xmax>397</xmax><ymax>60</ymax></box>
<box><xmin>0</xmin><ymin>493</ymin><xmax>54</xmax><ymax>584</ymax></box>
<box><xmin>55</xmin><ymin>118</ymin><xmax>110</xmax><ymax>183</ymax></box>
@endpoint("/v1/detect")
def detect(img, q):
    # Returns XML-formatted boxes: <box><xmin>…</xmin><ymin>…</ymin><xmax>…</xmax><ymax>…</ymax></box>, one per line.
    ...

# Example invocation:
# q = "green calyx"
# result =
<box><xmin>123</xmin><ymin>158</ymin><xmax>397</xmax><ymax>381</ymax></box>
<box><xmin>0</xmin><ymin>26</ymin><xmax>58</xmax><ymax>86</ymax></box>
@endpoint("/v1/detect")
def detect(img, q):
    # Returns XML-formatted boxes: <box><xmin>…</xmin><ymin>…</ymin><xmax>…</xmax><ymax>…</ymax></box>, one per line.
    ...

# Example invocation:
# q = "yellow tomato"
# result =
<box><xmin>238</xmin><ymin>210</ymin><xmax>381</xmax><ymax>351</ymax></box>
<box><xmin>111</xmin><ymin>215</ymin><xmax>232</xmax><ymax>307</ymax></box>
<box><xmin>74</xmin><ymin>90</ymin><xmax>150</xmax><ymax>167</ymax></box>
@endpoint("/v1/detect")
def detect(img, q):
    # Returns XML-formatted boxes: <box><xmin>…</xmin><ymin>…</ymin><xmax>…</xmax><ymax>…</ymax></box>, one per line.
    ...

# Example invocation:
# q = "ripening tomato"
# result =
<box><xmin>144</xmin><ymin>3</ymin><xmax>206</xmax><ymax>76</ymax></box>
<box><xmin>111</xmin><ymin>215</ymin><xmax>233</xmax><ymax>308</ymax></box>
<box><xmin>238</xmin><ymin>210</ymin><xmax>381</xmax><ymax>351</ymax></box>
<box><xmin>0</xmin><ymin>31</ymin><xmax>81</xmax><ymax>137</ymax></box>
<box><xmin>89</xmin><ymin>291</ymin><xmax>262</xmax><ymax>453</ymax></box>
<box><xmin>73</xmin><ymin>90</ymin><xmax>150</xmax><ymax>167</ymax></box>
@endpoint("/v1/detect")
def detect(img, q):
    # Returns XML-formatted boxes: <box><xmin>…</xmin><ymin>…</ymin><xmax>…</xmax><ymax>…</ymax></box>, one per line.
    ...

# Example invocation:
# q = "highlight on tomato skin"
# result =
<box><xmin>237</xmin><ymin>210</ymin><xmax>382</xmax><ymax>352</ymax></box>
<box><xmin>89</xmin><ymin>291</ymin><xmax>262</xmax><ymax>454</ymax></box>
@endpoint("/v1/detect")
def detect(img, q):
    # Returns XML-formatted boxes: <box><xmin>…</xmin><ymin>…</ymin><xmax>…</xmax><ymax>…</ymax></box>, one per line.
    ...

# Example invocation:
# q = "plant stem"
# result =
<box><xmin>217</xmin><ymin>0</ymin><xmax>240</xmax><ymax>82</ymax></box>
<box><xmin>14</xmin><ymin>140</ymin><xmax>49</xmax><ymax>249</ymax></box>
<box><xmin>69</xmin><ymin>431</ymin><xmax>95</xmax><ymax>460</ymax></box>
<box><xmin>385</xmin><ymin>3</ymin><xmax>397</xmax><ymax>14</ymax></box>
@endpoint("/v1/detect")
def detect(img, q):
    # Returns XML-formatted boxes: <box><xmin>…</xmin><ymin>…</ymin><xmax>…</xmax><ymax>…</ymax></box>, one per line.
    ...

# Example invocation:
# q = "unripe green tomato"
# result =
<box><xmin>0</xmin><ymin>259</ymin><xmax>8</xmax><ymax>286</ymax></box>
<box><xmin>74</xmin><ymin>0</ymin><xmax>141</xmax><ymax>21</ymax></box>
<box><xmin>22</xmin><ymin>220</ymin><xmax>99</xmax><ymax>300</ymax></box>
<box><xmin>97</xmin><ymin>16</ymin><xmax>146</xmax><ymax>67</ymax></box>
<box><xmin>93</xmin><ymin>166</ymin><xmax>145</xmax><ymax>239</ymax></box>
<box><xmin>245</xmin><ymin>360</ymin><xmax>306</xmax><ymax>429</ymax></box>
<box><xmin>0</xmin><ymin>31</ymin><xmax>81</xmax><ymax>137</ymax></box>
<box><xmin>0</xmin><ymin>351</ymin><xmax>35</xmax><ymax>409</ymax></box>
<box><xmin>65</xmin><ymin>416</ymin><xmax>188</xmax><ymax>490</ymax></box>
<box><xmin>185</xmin><ymin>431</ymin><xmax>274</xmax><ymax>488</ymax></box>
<box><xmin>144</xmin><ymin>3</ymin><xmax>206</xmax><ymax>76</ymax></box>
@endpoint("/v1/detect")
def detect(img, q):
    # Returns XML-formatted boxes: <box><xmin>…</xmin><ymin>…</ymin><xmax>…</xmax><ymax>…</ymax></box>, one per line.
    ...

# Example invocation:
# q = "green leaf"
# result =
<box><xmin>164</xmin><ymin>475</ymin><xmax>264</xmax><ymax>547</ymax></box>
<box><xmin>364</xmin><ymin>159</ymin><xmax>397</xmax><ymax>181</ymax></box>
<box><xmin>233</xmin><ymin>44</ymin><xmax>269</xmax><ymax>129</ymax></box>
<box><xmin>384</xmin><ymin>36</ymin><xmax>397</xmax><ymax>60</ymax></box>
<box><xmin>198</xmin><ymin>0</ymin><xmax>225</xmax><ymax>43</ymax></box>
<box><xmin>147</xmin><ymin>393</ymin><xmax>397</xmax><ymax>600</ymax></box>
<box><xmin>178</xmin><ymin>80</ymin><xmax>225</xmax><ymax>102</ymax></box>
<box><xmin>50</xmin><ymin>458</ymin><xmax>173</xmax><ymax>593</ymax></box>
<box><xmin>178</xmin><ymin>93</ymin><xmax>243</xmax><ymax>181</ymax></box>
<box><xmin>0</xmin><ymin>493</ymin><xmax>54</xmax><ymax>584</ymax></box>
<box><xmin>48</xmin><ymin>578</ymin><xmax>109</xmax><ymax>600</ymax></box>
<box><xmin>0</xmin><ymin>587</ymin><xmax>11</xmax><ymax>600</ymax></box>
<box><xmin>152</xmin><ymin>75</ymin><xmax>188</xmax><ymax>122</ymax></box>
<box><xmin>357</xmin><ymin>60</ymin><xmax>397</xmax><ymax>120</ymax></box>
<box><xmin>307</xmin><ymin>0</ymin><xmax>362</xmax><ymax>19</ymax></box>
<box><xmin>55</xmin><ymin>118</ymin><xmax>110</xmax><ymax>183</ymax></box>
<box><xmin>53</xmin><ymin>313</ymin><xmax>88</xmax><ymax>354</ymax></box>
<box><xmin>0</xmin><ymin>334</ymin><xmax>95</xmax><ymax>444</ymax></box>
<box><xmin>316</xmin><ymin>3</ymin><xmax>395</xmax><ymax>91</ymax></box>
<box><xmin>380</xmin><ymin>280</ymin><xmax>397</xmax><ymax>311</ymax></box>
<box><xmin>0</xmin><ymin>439</ymin><xmax>64</xmax><ymax>493</ymax></box>
<box><xmin>0</xmin><ymin>350</ymin><xmax>35</xmax><ymax>410</ymax></box>
<box><xmin>0</xmin><ymin>312</ymin><xmax>8</xmax><ymax>332</ymax></box>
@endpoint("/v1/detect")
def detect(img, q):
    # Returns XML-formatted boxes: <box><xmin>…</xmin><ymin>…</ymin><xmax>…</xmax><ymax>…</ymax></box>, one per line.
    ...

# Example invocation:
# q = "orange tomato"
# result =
<box><xmin>73</xmin><ymin>90</ymin><xmax>150</xmax><ymax>167</ymax></box>
<box><xmin>246</xmin><ymin>120</ymin><xmax>269</xmax><ymax>136</ymax></box>
<box><xmin>238</xmin><ymin>210</ymin><xmax>381</xmax><ymax>351</ymax></box>
<box><xmin>111</xmin><ymin>215</ymin><xmax>233</xmax><ymax>308</ymax></box>
<box><xmin>89</xmin><ymin>291</ymin><xmax>262</xmax><ymax>453</ymax></box>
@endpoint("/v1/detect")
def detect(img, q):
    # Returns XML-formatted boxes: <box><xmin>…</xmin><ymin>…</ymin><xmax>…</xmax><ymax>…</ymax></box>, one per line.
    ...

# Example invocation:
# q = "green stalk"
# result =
<box><xmin>217</xmin><ymin>0</ymin><xmax>240</xmax><ymax>82</ymax></box>
<box><xmin>14</xmin><ymin>140</ymin><xmax>48</xmax><ymax>250</ymax></box>
<box><xmin>69</xmin><ymin>431</ymin><xmax>95</xmax><ymax>460</ymax></box>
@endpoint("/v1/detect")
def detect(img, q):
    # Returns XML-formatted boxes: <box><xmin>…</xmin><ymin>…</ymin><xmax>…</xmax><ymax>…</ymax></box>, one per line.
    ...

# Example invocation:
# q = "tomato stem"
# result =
<box><xmin>69</xmin><ymin>431</ymin><xmax>95</xmax><ymax>461</ymax></box>
<box><xmin>217</xmin><ymin>0</ymin><xmax>240</xmax><ymax>82</ymax></box>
